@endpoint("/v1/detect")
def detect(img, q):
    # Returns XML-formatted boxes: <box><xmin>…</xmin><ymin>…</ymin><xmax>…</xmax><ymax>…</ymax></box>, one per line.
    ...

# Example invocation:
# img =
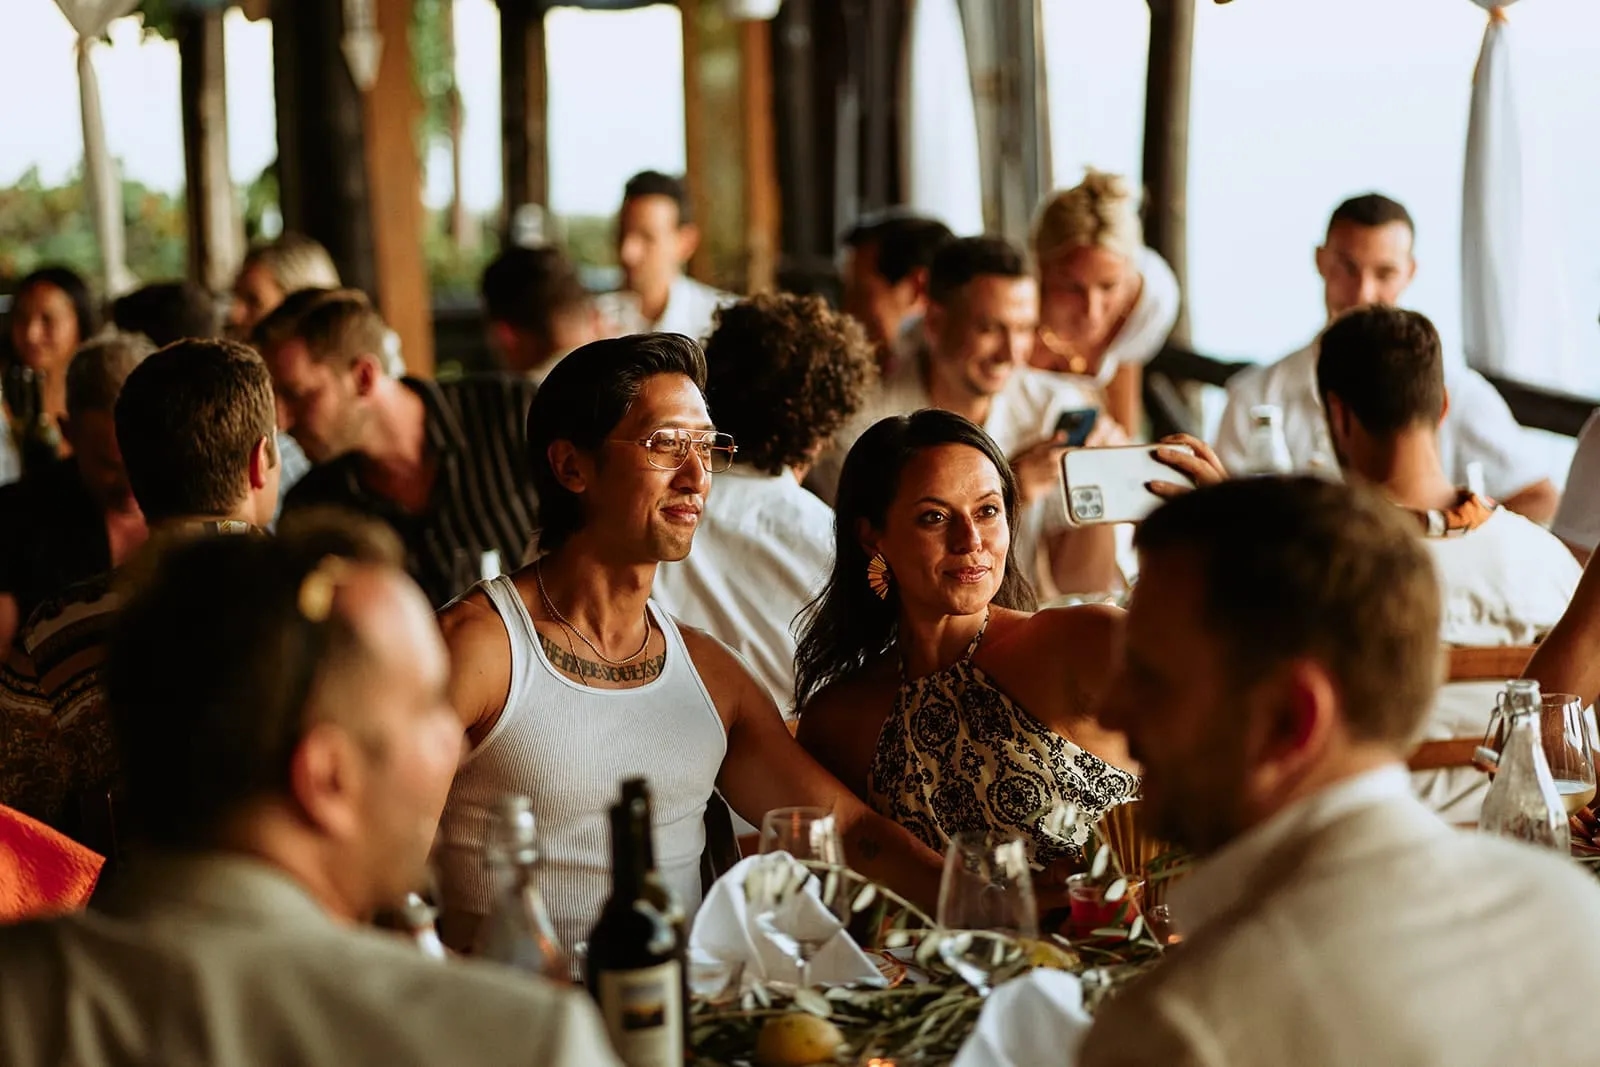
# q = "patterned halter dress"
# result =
<box><xmin>866</xmin><ymin>617</ymin><xmax>1139</xmax><ymax>867</ymax></box>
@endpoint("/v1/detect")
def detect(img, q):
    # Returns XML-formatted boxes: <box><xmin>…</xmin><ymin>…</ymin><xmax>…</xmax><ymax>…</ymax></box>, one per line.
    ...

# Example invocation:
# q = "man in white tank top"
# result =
<box><xmin>434</xmin><ymin>333</ymin><xmax>943</xmax><ymax>954</ymax></box>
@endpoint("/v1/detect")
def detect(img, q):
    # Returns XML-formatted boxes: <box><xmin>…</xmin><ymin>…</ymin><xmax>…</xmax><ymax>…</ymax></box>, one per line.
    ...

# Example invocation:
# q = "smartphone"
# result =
<box><xmin>1054</xmin><ymin>407</ymin><xmax>1099</xmax><ymax>448</ymax></box>
<box><xmin>1060</xmin><ymin>443</ymin><xmax>1195</xmax><ymax>526</ymax></box>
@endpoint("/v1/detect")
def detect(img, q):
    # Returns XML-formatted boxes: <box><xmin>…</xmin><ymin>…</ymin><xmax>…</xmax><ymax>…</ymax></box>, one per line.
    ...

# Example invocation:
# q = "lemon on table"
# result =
<box><xmin>1020</xmin><ymin>937</ymin><xmax>1080</xmax><ymax>970</ymax></box>
<box><xmin>753</xmin><ymin>1011</ymin><xmax>846</xmax><ymax>1066</ymax></box>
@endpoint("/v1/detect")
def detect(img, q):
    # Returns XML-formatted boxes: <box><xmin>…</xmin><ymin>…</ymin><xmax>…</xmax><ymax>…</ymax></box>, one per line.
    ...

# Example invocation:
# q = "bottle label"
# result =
<box><xmin>598</xmin><ymin>960</ymin><xmax>683</xmax><ymax>1067</ymax></box>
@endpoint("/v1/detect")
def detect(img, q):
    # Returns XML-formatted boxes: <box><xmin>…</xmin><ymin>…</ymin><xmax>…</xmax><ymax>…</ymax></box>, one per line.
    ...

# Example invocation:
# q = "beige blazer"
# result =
<box><xmin>1079</xmin><ymin>793</ymin><xmax>1600</xmax><ymax>1066</ymax></box>
<box><xmin>0</xmin><ymin>853</ymin><xmax>621</xmax><ymax>1067</ymax></box>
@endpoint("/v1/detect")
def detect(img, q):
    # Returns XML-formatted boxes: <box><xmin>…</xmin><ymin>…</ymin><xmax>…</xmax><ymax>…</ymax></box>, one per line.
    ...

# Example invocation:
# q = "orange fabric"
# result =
<box><xmin>0</xmin><ymin>803</ymin><xmax>103</xmax><ymax>921</ymax></box>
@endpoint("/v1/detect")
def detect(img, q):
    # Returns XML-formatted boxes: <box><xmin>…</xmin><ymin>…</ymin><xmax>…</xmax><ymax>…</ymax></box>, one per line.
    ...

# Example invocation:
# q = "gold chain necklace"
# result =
<box><xmin>534</xmin><ymin>561</ymin><xmax>653</xmax><ymax>666</ymax></box>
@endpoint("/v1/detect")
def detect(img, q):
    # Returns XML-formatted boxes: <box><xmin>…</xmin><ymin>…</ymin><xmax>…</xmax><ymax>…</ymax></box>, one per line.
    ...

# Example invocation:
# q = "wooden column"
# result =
<box><xmin>177</xmin><ymin>7</ymin><xmax>242</xmax><ymax>293</ymax></box>
<box><xmin>681</xmin><ymin>1</ymin><xmax>749</xmax><ymax>290</ymax></box>
<box><xmin>362</xmin><ymin>0</ymin><xmax>434</xmax><ymax>374</ymax></box>
<box><xmin>772</xmin><ymin>0</ymin><xmax>824</xmax><ymax>274</ymax></box>
<box><xmin>1142</xmin><ymin>0</ymin><xmax>1195</xmax><ymax>344</ymax></box>
<box><xmin>741</xmin><ymin>20</ymin><xmax>780</xmax><ymax>293</ymax></box>
<box><xmin>499</xmin><ymin>0</ymin><xmax>549</xmax><ymax>243</ymax></box>
<box><xmin>270</xmin><ymin>0</ymin><xmax>379</xmax><ymax>299</ymax></box>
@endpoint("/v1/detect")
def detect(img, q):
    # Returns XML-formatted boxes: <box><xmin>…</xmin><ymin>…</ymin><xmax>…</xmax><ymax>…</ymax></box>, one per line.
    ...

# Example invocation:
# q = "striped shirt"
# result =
<box><xmin>282</xmin><ymin>376</ymin><xmax>539</xmax><ymax>607</ymax></box>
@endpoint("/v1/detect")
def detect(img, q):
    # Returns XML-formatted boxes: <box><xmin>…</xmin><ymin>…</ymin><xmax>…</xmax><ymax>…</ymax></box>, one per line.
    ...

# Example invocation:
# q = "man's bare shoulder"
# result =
<box><xmin>672</xmin><ymin>619</ymin><xmax>753</xmax><ymax>689</ymax></box>
<box><xmin>437</xmin><ymin>588</ymin><xmax>514</xmax><ymax>733</ymax></box>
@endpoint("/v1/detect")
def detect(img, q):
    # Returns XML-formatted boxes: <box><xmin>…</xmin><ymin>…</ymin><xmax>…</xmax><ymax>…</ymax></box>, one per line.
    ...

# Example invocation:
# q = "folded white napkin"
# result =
<box><xmin>688</xmin><ymin>852</ymin><xmax>885</xmax><ymax>988</ymax></box>
<box><xmin>952</xmin><ymin>969</ymin><xmax>1093</xmax><ymax>1067</ymax></box>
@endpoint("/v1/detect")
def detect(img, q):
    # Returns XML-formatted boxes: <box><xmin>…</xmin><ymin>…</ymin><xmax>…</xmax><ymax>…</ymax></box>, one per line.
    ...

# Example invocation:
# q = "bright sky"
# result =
<box><xmin>3</xmin><ymin>0</ymin><xmax>1598</xmax><ymax>388</ymax></box>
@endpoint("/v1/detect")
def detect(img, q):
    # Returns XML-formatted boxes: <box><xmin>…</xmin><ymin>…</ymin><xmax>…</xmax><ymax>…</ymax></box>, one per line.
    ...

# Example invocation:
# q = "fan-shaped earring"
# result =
<box><xmin>866</xmin><ymin>553</ymin><xmax>892</xmax><ymax>600</ymax></box>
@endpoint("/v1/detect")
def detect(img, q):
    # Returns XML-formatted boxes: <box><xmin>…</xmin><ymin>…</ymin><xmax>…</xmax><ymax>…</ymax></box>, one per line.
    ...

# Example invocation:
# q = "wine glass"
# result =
<box><xmin>752</xmin><ymin>807</ymin><xmax>848</xmax><ymax>989</ymax></box>
<box><xmin>1542</xmin><ymin>693</ymin><xmax>1596</xmax><ymax>816</ymax></box>
<box><xmin>936</xmin><ymin>830</ymin><xmax>1039</xmax><ymax>994</ymax></box>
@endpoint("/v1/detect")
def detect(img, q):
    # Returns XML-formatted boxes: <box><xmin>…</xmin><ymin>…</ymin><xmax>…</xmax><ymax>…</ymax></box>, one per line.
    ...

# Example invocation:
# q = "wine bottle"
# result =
<box><xmin>619</xmin><ymin>778</ymin><xmax>691</xmax><ymax>1037</ymax></box>
<box><xmin>620</xmin><ymin>777</ymin><xmax>684</xmax><ymax>931</ymax></box>
<box><xmin>474</xmin><ymin>794</ymin><xmax>570</xmax><ymax>981</ymax></box>
<box><xmin>586</xmin><ymin>793</ymin><xmax>685</xmax><ymax>1067</ymax></box>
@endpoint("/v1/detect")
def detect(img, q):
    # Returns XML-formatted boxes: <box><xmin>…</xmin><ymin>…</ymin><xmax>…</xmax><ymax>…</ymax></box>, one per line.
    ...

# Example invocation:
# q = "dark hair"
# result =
<box><xmin>110</xmin><ymin>281</ymin><xmax>221</xmax><ymax>347</ymax></box>
<box><xmin>1315</xmin><ymin>305</ymin><xmax>1444</xmax><ymax>437</ymax></box>
<box><xmin>65</xmin><ymin>333</ymin><xmax>155</xmax><ymax>419</ymax></box>
<box><xmin>623</xmin><ymin>170</ymin><xmax>692</xmax><ymax>225</ymax></box>
<box><xmin>115</xmin><ymin>339</ymin><xmax>278</xmax><ymax>522</ymax></box>
<box><xmin>1327</xmin><ymin>193</ymin><xmax>1415</xmax><ymax>239</ymax></box>
<box><xmin>844</xmin><ymin>214</ymin><xmax>954</xmax><ymax>285</ymax></box>
<box><xmin>794</xmin><ymin>410</ymin><xmax>1036</xmax><ymax>710</ymax></box>
<box><xmin>528</xmin><ymin>332</ymin><xmax>707</xmax><ymax>553</ymax></box>
<box><xmin>14</xmin><ymin>265</ymin><xmax>97</xmax><ymax>344</ymax></box>
<box><xmin>704</xmin><ymin>294</ymin><xmax>878</xmax><ymax>475</ymax></box>
<box><xmin>927</xmin><ymin>236</ymin><xmax>1028</xmax><ymax>306</ymax></box>
<box><xmin>108</xmin><ymin>509</ymin><xmax>403</xmax><ymax>849</ymax></box>
<box><xmin>481</xmin><ymin>246</ymin><xmax>592</xmax><ymax>338</ymax></box>
<box><xmin>249</xmin><ymin>285</ymin><xmax>339</xmax><ymax>353</ymax></box>
<box><xmin>1135</xmin><ymin>476</ymin><xmax>1441</xmax><ymax>748</ymax></box>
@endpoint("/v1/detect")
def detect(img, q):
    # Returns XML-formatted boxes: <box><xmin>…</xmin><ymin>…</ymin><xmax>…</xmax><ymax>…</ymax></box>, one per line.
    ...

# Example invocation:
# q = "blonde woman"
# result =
<box><xmin>1031</xmin><ymin>169</ymin><xmax>1180</xmax><ymax>433</ymax></box>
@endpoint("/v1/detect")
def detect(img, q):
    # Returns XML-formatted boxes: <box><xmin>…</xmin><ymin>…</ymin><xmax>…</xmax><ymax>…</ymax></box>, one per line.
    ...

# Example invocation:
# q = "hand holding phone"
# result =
<box><xmin>1053</xmin><ymin>408</ymin><xmax>1099</xmax><ymax>448</ymax></box>
<box><xmin>1060</xmin><ymin>443</ymin><xmax>1197</xmax><ymax>526</ymax></box>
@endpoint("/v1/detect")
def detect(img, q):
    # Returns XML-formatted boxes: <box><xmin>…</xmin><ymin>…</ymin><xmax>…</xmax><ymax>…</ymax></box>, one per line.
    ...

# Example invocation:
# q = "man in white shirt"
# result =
<box><xmin>1213</xmin><ymin>192</ymin><xmax>1557</xmax><ymax>521</ymax></box>
<box><xmin>809</xmin><ymin>236</ymin><xmax>1123</xmax><ymax>594</ymax></box>
<box><xmin>1314</xmin><ymin>305</ymin><xmax>1580</xmax><ymax>819</ymax></box>
<box><xmin>0</xmin><ymin>513</ymin><xmax>618</xmax><ymax>1067</ymax></box>
<box><xmin>596</xmin><ymin>170</ymin><xmax>734</xmax><ymax>341</ymax></box>
<box><xmin>653</xmin><ymin>293</ymin><xmax>877</xmax><ymax>716</ymax></box>
<box><xmin>1082</xmin><ymin>476</ymin><xmax>1600</xmax><ymax>1067</ymax></box>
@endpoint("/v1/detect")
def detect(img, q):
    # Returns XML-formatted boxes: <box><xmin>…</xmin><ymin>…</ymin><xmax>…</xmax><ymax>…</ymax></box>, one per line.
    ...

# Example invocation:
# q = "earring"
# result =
<box><xmin>866</xmin><ymin>553</ymin><xmax>892</xmax><ymax>600</ymax></box>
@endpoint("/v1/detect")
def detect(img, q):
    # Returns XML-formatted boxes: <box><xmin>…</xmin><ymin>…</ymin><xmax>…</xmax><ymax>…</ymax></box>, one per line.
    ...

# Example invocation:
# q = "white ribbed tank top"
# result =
<box><xmin>434</xmin><ymin>575</ymin><xmax>728</xmax><ymax>953</ymax></box>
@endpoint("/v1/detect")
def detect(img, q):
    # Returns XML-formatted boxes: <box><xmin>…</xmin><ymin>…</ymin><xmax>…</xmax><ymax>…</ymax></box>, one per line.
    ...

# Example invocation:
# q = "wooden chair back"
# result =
<box><xmin>1407</xmin><ymin>646</ymin><xmax>1537</xmax><ymax>771</ymax></box>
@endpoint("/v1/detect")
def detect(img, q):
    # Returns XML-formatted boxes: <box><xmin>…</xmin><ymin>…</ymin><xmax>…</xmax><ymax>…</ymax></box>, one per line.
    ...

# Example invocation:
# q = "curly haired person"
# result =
<box><xmin>653</xmin><ymin>293</ymin><xmax>878</xmax><ymax>717</ymax></box>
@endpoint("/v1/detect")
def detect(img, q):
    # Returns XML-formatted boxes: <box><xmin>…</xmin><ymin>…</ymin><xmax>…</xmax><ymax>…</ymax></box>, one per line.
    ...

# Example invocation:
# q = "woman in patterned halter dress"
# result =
<box><xmin>794</xmin><ymin>411</ymin><xmax>1139</xmax><ymax>872</ymax></box>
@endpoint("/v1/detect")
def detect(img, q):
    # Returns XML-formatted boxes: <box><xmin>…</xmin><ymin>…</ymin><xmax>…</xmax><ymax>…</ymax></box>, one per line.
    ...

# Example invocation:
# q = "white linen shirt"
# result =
<box><xmin>598</xmin><ymin>274</ymin><xmax>735</xmax><ymax>343</ymax></box>
<box><xmin>1213</xmin><ymin>341</ymin><xmax>1549</xmax><ymax>499</ymax></box>
<box><xmin>1411</xmin><ymin>507</ymin><xmax>1581</xmax><ymax>821</ymax></box>
<box><xmin>652</xmin><ymin>465</ymin><xmax>834</xmax><ymax>715</ymax></box>
<box><xmin>1080</xmin><ymin>767</ymin><xmax>1600</xmax><ymax>1067</ymax></box>
<box><xmin>809</xmin><ymin>353</ymin><xmax>1099</xmax><ymax>505</ymax></box>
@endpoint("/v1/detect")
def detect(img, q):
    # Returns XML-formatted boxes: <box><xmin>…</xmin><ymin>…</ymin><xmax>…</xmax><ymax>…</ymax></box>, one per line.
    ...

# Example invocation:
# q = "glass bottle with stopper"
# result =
<box><xmin>474</xmin><ymin>793</ymin><xmax>569</xmax><ymax>980</ymax></box>
<box><xmin>1479</xmin><ymin>680</ymin><xmax>1570</xmax><ymax>852</ymax></box>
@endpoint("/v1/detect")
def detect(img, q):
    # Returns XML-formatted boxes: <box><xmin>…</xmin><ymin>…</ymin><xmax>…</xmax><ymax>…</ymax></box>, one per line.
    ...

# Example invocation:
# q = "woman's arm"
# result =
<box><xmin>1524</xmin><ymin>558</ymin><xmax>1600</xmax><ymax>706</ymax></box>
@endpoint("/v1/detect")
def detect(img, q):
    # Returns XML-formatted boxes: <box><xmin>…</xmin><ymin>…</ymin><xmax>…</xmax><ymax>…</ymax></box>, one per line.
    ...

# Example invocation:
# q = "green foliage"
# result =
<box><xmin>561</xmin><ymin>214</ymin><xmax>618</xmax><ymax>270</ymax></box>
<box><xmin>411</xmin><ymin>0</ymin><xmax>458</xmax><ymax>146</ymax></box>
<box><xmin>0</xmin><ymin>167</ymin><xmax>187</xmax><ymax>287</ymax></box>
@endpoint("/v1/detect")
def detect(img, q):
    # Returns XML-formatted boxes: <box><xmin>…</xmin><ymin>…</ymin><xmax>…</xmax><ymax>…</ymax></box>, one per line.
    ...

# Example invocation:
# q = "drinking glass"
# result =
<box><xmin>752</xmin><ymin>807</ymin><xmax>848</xmax><ymax>988</ymax></box>
<box><xmin>936</xmin><ymin>830</ymin><xmax>1038</xmax><ymax>994</ymax></box>
<box><xmin>1542</xmin><ymin>693</ymin><xmax>1596</xmax><ymax>815</ymax></box>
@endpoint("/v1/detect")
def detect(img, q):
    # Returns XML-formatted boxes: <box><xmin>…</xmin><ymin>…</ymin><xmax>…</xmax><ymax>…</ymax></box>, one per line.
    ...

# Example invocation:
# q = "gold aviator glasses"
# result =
<box><xmin>613</xmin><ymin>428</ymin><xmax>738</xmax><ymax>473</ymax></box>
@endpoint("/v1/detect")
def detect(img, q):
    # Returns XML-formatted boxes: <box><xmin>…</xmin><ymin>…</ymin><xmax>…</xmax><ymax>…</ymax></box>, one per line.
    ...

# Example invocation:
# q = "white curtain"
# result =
<box><xmin>53</xmin><ymin>0</ymin><xmax>142</xmax><ymax>298</ymax></box>
<box><xmin>900</xmin><ymin>0</ymin><xmax>984</xmax><ymax>236</ymax></box>
<box><xmin>1461</xmin><ymin>0</ymin><xmax>1574</xmax><ymax>386</ymax></box>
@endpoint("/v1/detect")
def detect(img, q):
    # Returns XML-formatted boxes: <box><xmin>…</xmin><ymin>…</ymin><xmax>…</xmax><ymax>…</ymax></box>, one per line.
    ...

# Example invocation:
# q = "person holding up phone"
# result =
<box><xmin>794</xmin><ymin>409</ymin><xmax>1139</xmax><ymax>885</ymax></box>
